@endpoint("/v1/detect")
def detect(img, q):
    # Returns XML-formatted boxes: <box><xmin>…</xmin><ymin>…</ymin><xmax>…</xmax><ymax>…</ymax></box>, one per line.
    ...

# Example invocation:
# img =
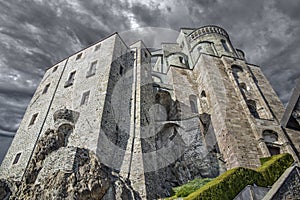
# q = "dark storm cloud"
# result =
<box><xmin>175</xmin><ymin>0</ymin><xmax>300</xmax><ymax>104</ymax></box>
<box><xmin>0</xmin><ymin>0</ymin><xmax>132</xmax><ymax>162</ymax></box>
<box><xmin>0</xmin><ymin>0</ymin><xmax>299</xmax><ymax>164</ymax></box>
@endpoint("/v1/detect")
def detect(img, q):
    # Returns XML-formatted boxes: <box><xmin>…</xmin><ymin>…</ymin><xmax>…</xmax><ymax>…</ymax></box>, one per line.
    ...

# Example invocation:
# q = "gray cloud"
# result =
<box><xmin>0</xmin><ymin>0</ymin><xmax>299</xmax><ymax>164</ymax></box>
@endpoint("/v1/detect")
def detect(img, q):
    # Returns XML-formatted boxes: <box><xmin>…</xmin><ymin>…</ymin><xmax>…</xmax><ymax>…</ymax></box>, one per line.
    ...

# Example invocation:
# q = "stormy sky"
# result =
<box><xmin>0</xmin><ymin>0</ymin><xmax>299</xmax><ymax>164</ymax></box>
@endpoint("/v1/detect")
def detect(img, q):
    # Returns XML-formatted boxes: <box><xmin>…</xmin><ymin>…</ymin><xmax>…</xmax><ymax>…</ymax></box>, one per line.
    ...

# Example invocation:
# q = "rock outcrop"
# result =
<box><xmin>2</xmin><ymin>128</ymin><xmax>140</xmax><ymax>200</ymax></box>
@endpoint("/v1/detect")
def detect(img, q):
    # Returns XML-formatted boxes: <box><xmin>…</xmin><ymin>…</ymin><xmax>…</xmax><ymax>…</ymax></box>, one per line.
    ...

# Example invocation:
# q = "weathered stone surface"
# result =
<box><xmin>233</xmin><ymin>185</ymin><xmax>270</xmax><ymax>200</ymax></box>
<box><xmin>2</xmin><ymin>126</ymin><xmax>140</xmax><ymax>200</ymax></box>
<box><xmin>0</xmin><ymin>179</ymin><xmax>12</xmax><ymax>200</ymax></box>
<box><xmin>13</xmin><ymin>147</ymin><xmax>139</xmax><ymax>200</ymax></box>
<box><xmin>263</xmin><ymin>165</ymin><xmax>300</xmax><ymax>200</ymax></box>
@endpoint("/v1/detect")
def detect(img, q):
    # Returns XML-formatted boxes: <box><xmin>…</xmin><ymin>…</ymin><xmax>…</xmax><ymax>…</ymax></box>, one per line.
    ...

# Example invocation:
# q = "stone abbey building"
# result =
<box><xmin>1</xmin><ymin>25</ymin><xmax>300</xmax><ymax>199</ymax></box>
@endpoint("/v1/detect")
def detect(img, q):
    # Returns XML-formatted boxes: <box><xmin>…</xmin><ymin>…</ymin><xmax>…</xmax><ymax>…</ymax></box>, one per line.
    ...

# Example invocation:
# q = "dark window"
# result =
<box><xmin>13</xmin><ymin>153</ymin><xmax>21</xmax><ymax>165</ymax></box>
<box><xmin>221</xmin><ymin>39</ymin><xmax>230</xmax><ymax>52</ymax></box>
<box><xmin>64</xmin><ymin>71</ymin><xmax>76</xmax><ymax>87</ymax></box>
<box><xmin>86</xmin><ymin>61</ymin><xmax>97</xmax><ymax>77</ymax></box>
<box><xmin>189</xmin><ymin>95</ymin><xmax>198</xmax><ymax>113</ymax></box>
<box><xmin>201</xmin><ymin>91</ymin><xmax>206</xmax><ymax>98</ymax></box>
<box><xmin>52</xmin><ymin>66</ymin><xmax>58</xmax><ymax>72</ymax></box>
<box><xmin>42</xmin><ymin>83</ymin><xmax>50</xmax><ymax>94</ymax></box>
<box><xmin>81</xmin><ymin>91</ymin><xmax>90</xmax><ymax>105</ymax></box>
<box><xmin>239</xmin><ymin>82</ymin><xmax>247</xmax><ymax>91</ymax></box>
<box><xmin>232</xmin><ymin>65</ymin><xmax>243</xmax><ymax>80</ymax></box>
<box><xmin>267</xmin><ymin>146</ymin><xmax>280</xmax><ymax>156</ymax></box>
<box><xmin>29</xmin><ymin>113</ymin><xmax>38</xmax><ymax>126</ymax></box>
<box><xmin>247</xmin><ymin>99</ymin><xmax>259</xmax><ymax>118</ymax></box>
<box><xmin>179</xmin><ymin>56</ymin><xmax>185</xmax><ymax>64</ymax></box>
<box><xmin>120</xmin><ymin>65</ymin><xmax>124</xmax><ymax>75</ymax></box>
<box><xmin>76</xmin><ymin>53</ymin><xmax>82</xmax><ymax>60</ymax></box>
<box><xmin>144</xmin><ymin>50</ymin><xmax>148</xmax><ymax>58</ymax></box>
<box><xmin>94</xmin><ymin>44</ymin><xmax>101</xmax><ymax>51</ymax></box>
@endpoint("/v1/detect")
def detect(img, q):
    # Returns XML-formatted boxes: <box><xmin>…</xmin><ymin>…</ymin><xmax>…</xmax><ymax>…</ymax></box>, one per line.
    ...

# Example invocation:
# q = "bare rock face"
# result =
<box><xmin>0</xmin><ymin>179</ymin><xmax>12</xmax><ymax>200</ymax></box>
<box><xmin>14</xmin><ymin>147</ymin><xmax>139</xmax><ymax>200</ymax></box>
<box><xmin>5</xmin><ymin>128</ymin><xmax>140</xmax><ymax>200</ymax></box>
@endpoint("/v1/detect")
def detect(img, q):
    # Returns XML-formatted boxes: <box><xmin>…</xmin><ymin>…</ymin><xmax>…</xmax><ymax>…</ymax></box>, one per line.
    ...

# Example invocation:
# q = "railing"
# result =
<box><xmin>188</xmin><ymin>25</ymin><xmax>229</xmax><ymax>42</ymax></box>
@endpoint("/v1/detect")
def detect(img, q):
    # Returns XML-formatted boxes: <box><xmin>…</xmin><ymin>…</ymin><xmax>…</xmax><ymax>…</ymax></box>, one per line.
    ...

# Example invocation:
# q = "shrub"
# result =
<box><xmin>256</xmin><ymin>153</ymin><xmax>294</xmax><ymax>186</ymax></box>
<box><xmin>185</xmin><ymin>167</ymin><xmax>264</xmax><ymax>200</ymax></box>
<box><xmin>166</xmin><ymin>153</ymin><xmax>294</xmax><ymax>200</ymax></box>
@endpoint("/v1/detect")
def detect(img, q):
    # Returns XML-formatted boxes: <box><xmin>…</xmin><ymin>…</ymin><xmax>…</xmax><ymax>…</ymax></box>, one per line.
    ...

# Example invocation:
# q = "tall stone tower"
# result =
<box><xmin>1</xmin><ymin>26</ymin><xmax>299</xmax><ymax>199</ymax></box>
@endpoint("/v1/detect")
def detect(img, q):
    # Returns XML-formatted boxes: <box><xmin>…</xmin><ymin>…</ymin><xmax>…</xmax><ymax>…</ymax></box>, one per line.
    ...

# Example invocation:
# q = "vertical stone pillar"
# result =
<box><xmin>120</xmin><ymin>43</ymin><xmax>147</xmax><ymax>199</ymax></box>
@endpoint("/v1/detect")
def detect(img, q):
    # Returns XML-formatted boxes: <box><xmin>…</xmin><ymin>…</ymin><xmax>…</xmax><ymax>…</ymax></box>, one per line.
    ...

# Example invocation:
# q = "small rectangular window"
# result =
<box><xmin>86</xmin><ymin>61</ymin><xmax>97</xmax><ymax>77</ymax></box>
<box><xmin>42</xmin><ymin>83</ymin><xmax>50</xmax><ymax>94</ymax></box>
<box><xmin>29</xmin><ymin>113</ymin><xmax>38</xmax><ymax>126</ymax></box>
<box><xmin>52</xmin><ymin>66</ymin><xmax>58</xmax><ymax>72</ymax></box>
<box><xmin>76</xmin><ymin>53</ymin><xmax>82</xmax><ymax>60</ymax></box>
<box><xmin>81</xmin><ymin>91</ymin><xmax>90</xmax><ymax>105</ymax></box>
<box><xmin>13</xmin><ymin>153</ymin><xmax>21</xmax><ymax>165</ymax></box>
<box><xmin>64</xmin><ymin>71</ymin><xmax>76</xmax><ymax>87</ymax></box>
<box><xmin>120</xmin><ymin>65</ymin><xmax>124</xmax><ymax>75</ymax></box>
<box><xmin>179</xmin><ymin>56</ymin><xmax>185</xmax><ymax>64</ymax></box>
<box><xmin>94</xmin><ymin>44</ymin><xmax>101</xmax><ymax>51</ymax></box>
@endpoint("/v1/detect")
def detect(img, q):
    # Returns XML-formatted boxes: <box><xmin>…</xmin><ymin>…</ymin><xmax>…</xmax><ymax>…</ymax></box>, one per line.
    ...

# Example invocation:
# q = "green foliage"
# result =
<box><xmin>166</xmin><ymin>153</ymin><xmax>294</xmax><ymax>200</ymax></box>
<box><xmin>259</xmin><ymin>156</ymin><xmax>273</xmax><ymax>165</ymax></box>
<box><xmin>172</xmin><ymin>178</ymin><xmax>213</xmax><ymax>197</ymax></box>
<box><xmin>256</xmin><ymin>153</ymin><xmax>294</xmax><ymax>186</ymax></box>
<box><xmin>185</xmin><ymin>167</ymin><xmax>264</xmax><ymax>200</ymax></box>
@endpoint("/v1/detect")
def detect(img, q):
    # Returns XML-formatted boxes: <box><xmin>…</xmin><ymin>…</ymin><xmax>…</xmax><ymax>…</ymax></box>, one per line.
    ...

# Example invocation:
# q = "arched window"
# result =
<box><xmin>263</xmin><ymin>130</ymin><xmax>278</xmax><ymax>143</ymax></box>
<box><xmin>239</xmin><ymin>82</ymin><xmax>247</xmax><ymax>91</ymax></box>
<box><xmin>57</xmin><ymin>123</ymin><xmax>73</xmax><ymax>146</ymax></box>
<box><xmin>200</xmin><ymin>90</ymin><xmax>209</xmax><ymax>112</ymax></box>
<box><xmin>231</xmin><ymin>65</ymin><xmax>243</xmax><ymax>81</ymax></box>
<box><xmin>201</xmin><ymin>91</ymin><xmax>206</xmax><ymax>98</ymax></box>
<box><xmin>221</xmin><ymin>39</ymin><xmax>230</xmax><ymax>52</ymax></box>
<box><xmin>194</xmin><ymin>41</ymin><xmax>215</xmax><ymax>55</ymax></box>
<box><xmin>246</xmin><ymin>99</ymin><xmax>259</xmax><ymax>118</ymax></box>
<box><xmin>152</xmin><ymin>75</ymin><xmax>162</xmax><ymax>83</ymax></box>
<box><xmin>189</xmin><ymin>95</ymin><xmax>198</xmax><ymax>113</ymax></box>
<box><xmin>179</xmin><ymin>56</ymin><xmax>185</xmax><ymax>64</ymax></box>
<box><xmin>239</xmin><ymin>82</ymin><xmax>247</xmax><ymax>98</ymax></box>
<box><xmin>263</xmin><ymin>130</ymin><xmax>280</xmax><ymax>156</ymax></box>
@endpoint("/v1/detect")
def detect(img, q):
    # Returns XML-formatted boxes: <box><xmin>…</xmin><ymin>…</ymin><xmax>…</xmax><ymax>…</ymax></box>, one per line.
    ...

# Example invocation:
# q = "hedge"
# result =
<box><xmin>166</xmin><ymin>153</ymin><xmax>294</xmax><ymax>200</ymax></box>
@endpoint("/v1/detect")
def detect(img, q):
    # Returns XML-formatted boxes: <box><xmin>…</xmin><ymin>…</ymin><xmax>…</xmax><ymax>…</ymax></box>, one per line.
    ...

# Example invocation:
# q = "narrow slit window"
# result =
<box><xmin>221</xmin><ymin>39</ymin><xmax>230</xmax><ymax>52</ymax></box>
<box><xmin>81</xmin><ymin>91</ymin><xmax>90</xmax><ymax>105</ymax></box>
<box><xmin>76</xmin><ymin>53</ymin><xmax>82</xmax><ymax>60</ymax></box>
<box><xmin>29</xmin><ymin>113</ymin><xmax>38</xmax><ymax>126</ymax></box>
<box><xmin>64</xmin><ymin>71</ymin><xmax>76</xmax><ymax>87</ymax></box>
<box><xmin>87</xmin><ymin>61</ymin><xmax>97</xmax><ymax>77</ymax></box>
<box><xmin>179</xmin><ymin>56</ymin><xmax>185</xmax><ymax>64</ymax></box>
<box><xmin>52</xmin><ymin>66</ymin><xmax>58</xmax><ymax>72</ymax></box>
<box><xmin>13</xmin><ymin>153</ymin><xmax>21</xmax><ymax>165</ymax></box>
<box><xmin>189</xmin><ymin>95</ymin><xmax>198</xmax><ymax>113</ymax></box>
<box><xmin>120</xmin><ymin>65</ymin><xmax>124</xmax><ymax>75</ymax></box>
<box><xmin>42</xmin><ymin>83</ymin><xmax>50</xmax><ymax>94</ymax></box>
<box><xmin>94</xmin><ymin>44</ymin><xmax>101</xmax><ymax>51</ymax></box>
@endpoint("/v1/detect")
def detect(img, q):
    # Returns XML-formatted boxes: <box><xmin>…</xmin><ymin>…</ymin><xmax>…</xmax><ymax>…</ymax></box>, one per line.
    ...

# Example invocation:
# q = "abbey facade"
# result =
<box><xmin>1</xmin><ymin>25</ymin><xmax>299</xmax><ymax>199</ymax></box>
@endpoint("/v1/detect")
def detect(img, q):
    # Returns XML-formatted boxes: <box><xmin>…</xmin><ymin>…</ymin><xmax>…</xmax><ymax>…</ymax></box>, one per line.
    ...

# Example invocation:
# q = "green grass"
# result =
<box><xmin>172</xmin><ymin>178</ymin><xmax>213</xmax><ymax>197</ymax></box>
<box><xmin>166</xmin><ymin>153</ymin><xmax>294</xmax><ymax>200</ymax></box>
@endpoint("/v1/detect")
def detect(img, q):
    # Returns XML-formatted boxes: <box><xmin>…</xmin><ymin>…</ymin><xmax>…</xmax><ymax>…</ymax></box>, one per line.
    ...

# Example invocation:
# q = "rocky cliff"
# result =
<box><xmin>0</xmin><ymin>128</ymin><xmax>140</xmax><ymax>200</ymax></box>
